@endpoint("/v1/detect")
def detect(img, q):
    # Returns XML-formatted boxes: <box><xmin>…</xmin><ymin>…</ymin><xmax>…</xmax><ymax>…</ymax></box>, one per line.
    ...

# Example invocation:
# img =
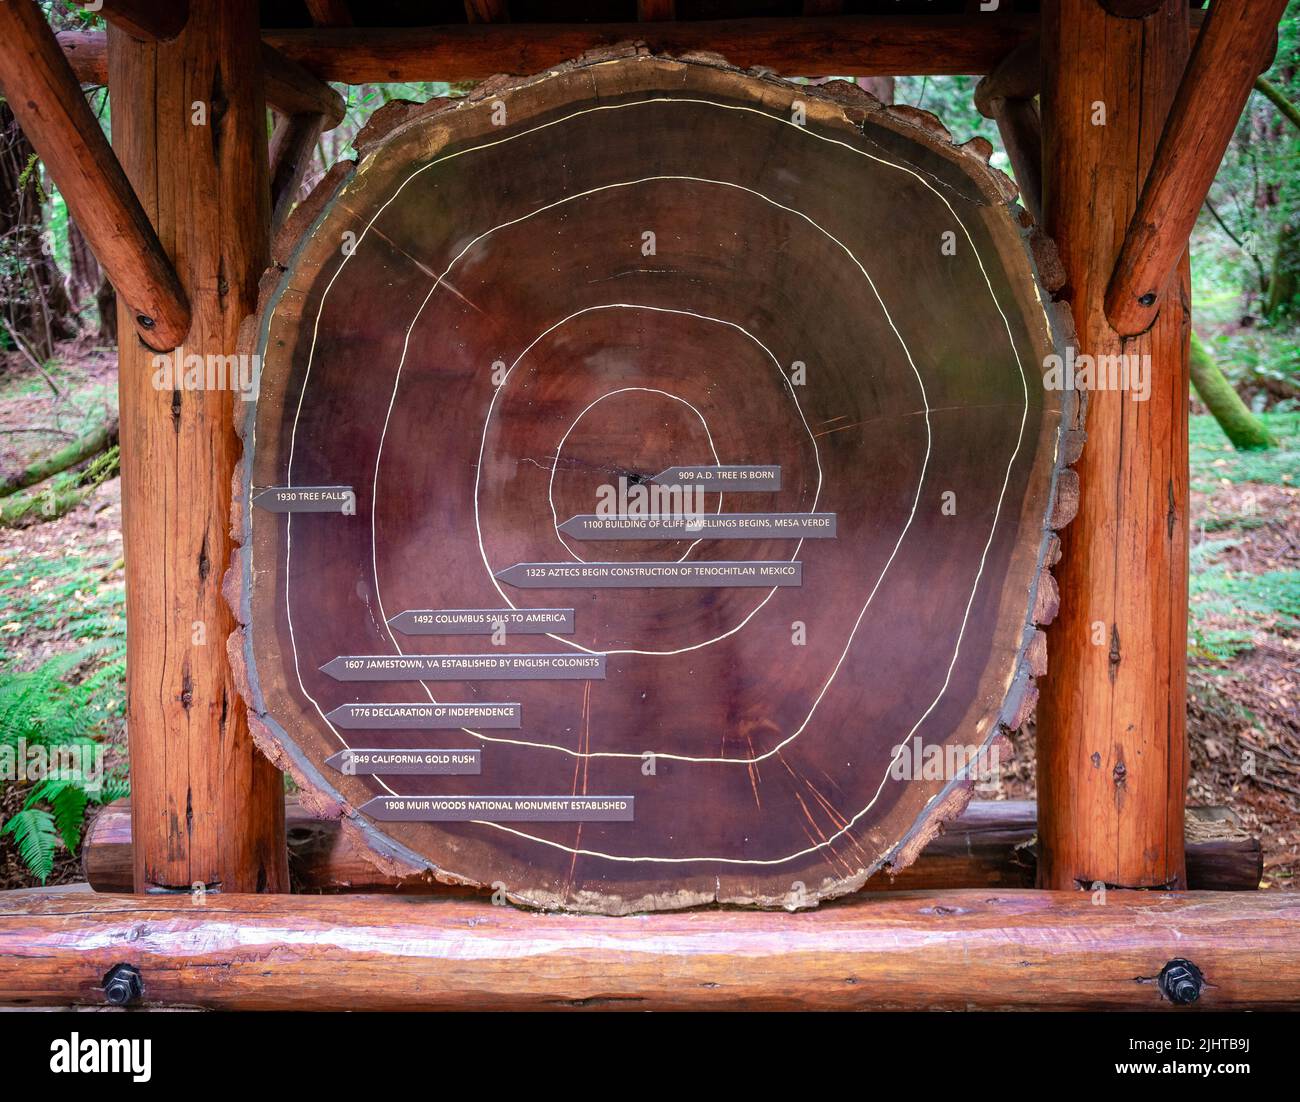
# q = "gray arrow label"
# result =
<box><xmin>360</xmin><ymin>794</ymin><xmax>634</xmax><ymax>821</ymax></box>
<box><xmin>652</xmin><ymin>465</ymin><xmax>781</xmax><ymax>491</ymax></box>
<box><xmin>558</xmin><ymin>513</ymin><xmax>835</xmax><ymax>540</ymax></box>
<box><xmin>496</xmin><ymin>561</ymin><xmax>802</xmax><ymax>588</ymax></box>
<box><xmin>320</xmin><ymin>653</ymin><xmax>605</xmax><ymax>680</ymax></box>
<box><xmin>324</xmin><ymin>702</ymin><xmax>521</xmax><ymax>728</ymax></box>
<box><xmin>252</xmin><ymin>485</ymin><xmax>355</xmax><ymax>512</ymax></box>
<box><xmin>325</xmin><ymin>748</ymin><xmax>481</xmax><ymax>775</ymax></box>
<box><xmin>388</xmin><ymin>608</ymin><xmax>574</xmax><ymax>635</ymax></box>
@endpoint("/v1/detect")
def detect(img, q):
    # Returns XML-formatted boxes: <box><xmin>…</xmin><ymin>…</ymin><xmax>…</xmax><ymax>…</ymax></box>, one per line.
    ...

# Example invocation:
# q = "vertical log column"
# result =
<box><xmin>109</xmin><ymin>1</ymin><xmax>288</xmax><ymax>893</ymax></box>
<box><xmin>1037</xmin><ymin>0</ymin><xmax>1190</xmax><ymax>890</ymax></box>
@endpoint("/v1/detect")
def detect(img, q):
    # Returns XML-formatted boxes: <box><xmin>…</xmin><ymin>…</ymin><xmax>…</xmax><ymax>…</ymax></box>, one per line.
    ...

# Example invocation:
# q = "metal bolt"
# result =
<box><xmin>136</xmin><ymin>313</ymin><xmax>155</xmax><ymax>329</ymax></box>
<box><xmin>1138</xmin><ymin>292</ymin><xmax>1157</xmax><ymax>308</ymax></box>
<box><xmin>1158</xmin><ymin>958</ymin><xmax>1204</xmax><ymax>1005</ymax></box>
<box><xmin>102</xmin><ymin>963</ymin><xmax>144</xmax><ymax>1006</ymax></box>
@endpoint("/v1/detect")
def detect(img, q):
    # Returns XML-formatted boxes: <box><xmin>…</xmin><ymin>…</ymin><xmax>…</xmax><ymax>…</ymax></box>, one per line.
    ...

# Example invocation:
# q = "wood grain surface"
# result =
<box><xmin>233</xmin><ymin>52</ymin><xmax>1078</xmax><ymax>913</ymax></box>
<box><xmin>4</xmin><ymin>886</ymin><xmax>1299</xmax><ymax>1011</ymax></box>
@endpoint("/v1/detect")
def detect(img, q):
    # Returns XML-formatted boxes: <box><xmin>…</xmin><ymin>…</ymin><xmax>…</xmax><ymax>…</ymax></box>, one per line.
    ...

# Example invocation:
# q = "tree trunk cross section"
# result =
<box><xmin>235</xmin><ymin>54</ymin><xmax>1079</xmax><ymax>914</ymax></box>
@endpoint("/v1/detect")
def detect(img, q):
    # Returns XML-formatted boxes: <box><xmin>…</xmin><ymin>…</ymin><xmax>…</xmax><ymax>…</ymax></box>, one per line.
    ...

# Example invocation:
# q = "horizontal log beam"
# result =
<box><xmin>55</xmin><ymin>32</ymin><xmax>345</xmax><ymax>129</ymax></box>
<box><xmin>1105</xmin><ymin>0</ymin><xmax>1288</xmax><ymax>335</ymax></box>
<box><xmin>58</xmin><ymin>13</ymin><xmax>1234</xmax><ymax>92</ymax></box>
<box><xmin>2</xmin><ymin>885</ymin><xmax>1296</xmax><ymax>1010</ymax></box>
<box><xmin>260</xmin><ymin>16</ymin><xmax>1037</xmax><ymax>80</ymax></box>
<box><xmin>61</xmin><ymin>17</ymin><xmax>1038</xmax><ymax>84</ymax></box>
<box><xmin>82</xmin><ymin>798</ymin><xmax>1262</xmax><ymax>895</ymax></box>
<box><xmin>0</xmin><ymin>0</ymin><xmax>189</xmax><ymax>351</ymax></box>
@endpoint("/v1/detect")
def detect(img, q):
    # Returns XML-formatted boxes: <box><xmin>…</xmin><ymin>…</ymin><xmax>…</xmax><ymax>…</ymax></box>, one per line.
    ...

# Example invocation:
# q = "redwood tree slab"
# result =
<box><xmin>231</xmin><ymin>52</ymin><xmax>1079</xmax><ymax>914</ymax></box>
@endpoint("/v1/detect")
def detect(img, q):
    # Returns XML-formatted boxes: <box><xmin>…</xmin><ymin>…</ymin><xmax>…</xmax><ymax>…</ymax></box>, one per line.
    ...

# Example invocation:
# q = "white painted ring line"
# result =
<box><xmin>270</xmin><ymin>95</ymin><xmax>1034</xmax><ymax>866</ymax></box>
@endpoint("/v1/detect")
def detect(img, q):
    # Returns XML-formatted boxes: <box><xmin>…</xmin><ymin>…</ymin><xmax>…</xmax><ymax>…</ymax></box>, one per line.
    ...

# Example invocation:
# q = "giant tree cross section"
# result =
<box><xmin>231</xmin><ymin>52</ymin><xmax>1080</xmax><ymax>914</ymax></box>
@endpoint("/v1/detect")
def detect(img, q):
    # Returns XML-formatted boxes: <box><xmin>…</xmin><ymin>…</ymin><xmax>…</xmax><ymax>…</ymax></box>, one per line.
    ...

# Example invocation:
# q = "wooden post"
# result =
<box><xmin>1036</xmin><ymin>0</ymin><xmax>1190</xmax><ymax>890</ymax></box>
<box><xmin>108</xmin><ymin>0</ymin><xmax>287</xmax><ymax>894</ymax></box>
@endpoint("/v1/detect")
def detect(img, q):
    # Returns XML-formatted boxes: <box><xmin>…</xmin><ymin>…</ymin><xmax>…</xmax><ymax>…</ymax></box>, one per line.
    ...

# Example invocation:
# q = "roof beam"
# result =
<box><xmin>1105</xmin><ymin>0</ymin><xmax>1289</xmax><ymax>336</ymax></box>
<box><xmin>255</xmin><ymin>15</ymin><xmax>1041</xmax><ymax>81</ymax></box>
<box><xmin>0</xmin><ymin>0</ymin><xmax>189</xmax><ymax>350</ymax></box>
<box><xmin>57</xmin><ymin>11</ymin><xmax>1226</xmax><ymax>95</ymax></box>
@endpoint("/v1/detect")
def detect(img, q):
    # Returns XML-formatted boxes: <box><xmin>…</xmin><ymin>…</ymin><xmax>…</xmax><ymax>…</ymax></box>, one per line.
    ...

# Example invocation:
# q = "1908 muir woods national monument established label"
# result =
<box><xmin>233</xmin><ymin>52</ymin><xmax>1079</xmax><ymax>914</ymax></box>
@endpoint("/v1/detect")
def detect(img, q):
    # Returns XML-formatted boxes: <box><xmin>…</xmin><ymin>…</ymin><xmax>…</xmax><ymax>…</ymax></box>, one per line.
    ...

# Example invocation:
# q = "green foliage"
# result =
<box><xmin>0</xmin><ymin>535</ymin><xmax>126</xmax><ymax>882</ymax></box>
<box><xmin>0</xmin><ymin>445</ymin><xmax>119</xmax><ymax>528</ymax></box>
<box><xmin>44</xmin><ymin>1</ymin><xmax>104</xmax><ymax>32</ymax></box>
<box><xmin>0</xmin><ymin>642</ymin><xmax>128</xmax><ymax>882</ymax></box>
<box><xmin>1189</xmin><ymin>411</ymin><xmax>1299</xmax><ymax>491</ymax></box>
<box><xmin>0</xmin><ymin>555</ymin><xmax>124</xmax><ymax>649</ymax></box>
<box><xmin>1189</xmin><ymin>555</ymin><xmax>1300</xmax><ymax>667</ymax></box>
<box><xmin>1194</xmin><ymin>2</ymin><xmax>1300</xmax><ymax>322</ymax></box>
<box><xmin>2</xmin><ymin>809</ymin><xmax>59</xmax><ymax>882</ymax></box>
<box><xmin>319</xmin><ymin>82</ymin><xmax>474</xmax><ymax>168</ymax></box>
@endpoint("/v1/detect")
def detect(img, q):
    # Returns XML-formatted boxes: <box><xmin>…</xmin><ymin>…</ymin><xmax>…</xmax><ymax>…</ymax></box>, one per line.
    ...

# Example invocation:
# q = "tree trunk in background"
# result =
<box><xmin>1190</xmin><ymin>329</ymin><xmax>1277</xmax><ymax>450</ymax></box>
<box><xmin>66</xmin><ymin>218</ymin><xmax>117</xmax><ymax>344</ymax></box>
<box><xmin>1264</xmin><ymin>213</ymin><xmax>1299</xmax><ymax>321</ymax></box>
<box><xmin>66</xmin><ymin>214</ymin><xmax>96</xmax><ymax>303</ymax></box>
<box><xmin>0</xmin><ymin>103</ymin><xmax>76</xmax><ymax>360</ymax></box>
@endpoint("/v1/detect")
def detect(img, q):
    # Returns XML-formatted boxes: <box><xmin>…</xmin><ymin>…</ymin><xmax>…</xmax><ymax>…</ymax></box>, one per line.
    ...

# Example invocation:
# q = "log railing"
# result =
<box><xmin>2</xmin><ymin>886</ymin><xmax>1297</xmax><ymax>1010</ymax></box>
<box><xmin>81</xmin><ymin>798</ymin><xmax>1263</xmax><ymax>895</ymax></box>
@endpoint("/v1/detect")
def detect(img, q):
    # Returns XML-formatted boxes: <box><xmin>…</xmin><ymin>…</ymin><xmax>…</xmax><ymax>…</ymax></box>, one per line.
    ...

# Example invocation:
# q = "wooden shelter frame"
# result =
<box><xmin>0</xmin><ymin>0</ymin><xmax>1296</xmax><ymax>1010</ymax></box>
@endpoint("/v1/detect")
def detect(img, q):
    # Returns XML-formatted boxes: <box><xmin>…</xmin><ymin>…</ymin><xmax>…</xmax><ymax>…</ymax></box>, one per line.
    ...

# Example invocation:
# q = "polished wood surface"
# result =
<box><xmin>3</xmin><ymin>885</ymin><xmax>1299</xmax><ymax>1010</ymax></box>
<box><xmin>237</xmin><ymin>54</ymin><xmax>1076</xmax><ymax>913</ymax></box>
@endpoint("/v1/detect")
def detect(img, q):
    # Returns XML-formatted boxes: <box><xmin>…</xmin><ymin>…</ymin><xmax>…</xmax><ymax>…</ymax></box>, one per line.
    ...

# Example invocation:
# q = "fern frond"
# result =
<box><xmin>2</xmin><ymin>808</ymin><xmax>59</xmax><ymax>883</ymax></box>
<box><xmin>26</xmin><ymin>778</ymin><xmax>90</xmax><ymax>852</ymax></box>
